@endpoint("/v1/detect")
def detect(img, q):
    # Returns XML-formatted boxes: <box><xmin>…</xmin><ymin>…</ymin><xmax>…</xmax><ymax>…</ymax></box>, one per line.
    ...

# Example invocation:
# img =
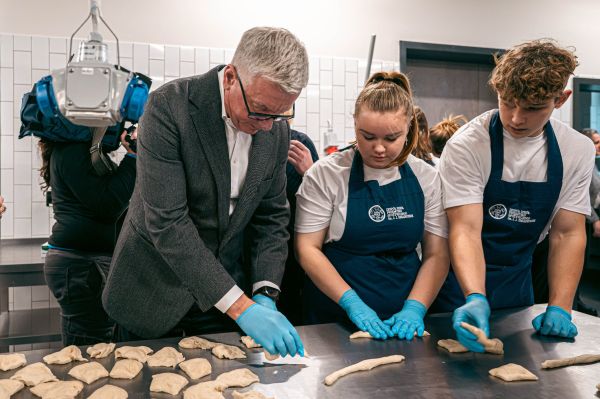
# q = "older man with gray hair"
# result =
<box><xmin>103</xmin><ymin>27</ymin><xmax>309</xmax><ymax>357</ymax></box>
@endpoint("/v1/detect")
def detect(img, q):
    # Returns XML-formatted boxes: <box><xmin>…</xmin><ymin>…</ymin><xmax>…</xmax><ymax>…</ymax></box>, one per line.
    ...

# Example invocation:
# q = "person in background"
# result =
<box><xmin>102</xmin><ymin>27</ymin><xmax>308</xmax><ymax>357</ymax></box>
<box><xmin>295</xmin><ymin>72</ymin><xmax>449</xmax><ymax>340</ymax></box>
<box><xmin>429</xmin><ymin>114</ymin><xmax>467</xmax><ymax>162</ymax></box>
<box><xmin>277</xmin><ymin>125</ymin><xmax>319</xmax><ymax>324</ymax></box>
<box><xmin>0</xmin><ymin>195</ymin><xmax>5</xmax><ymax>218</ymax></box>
<box><xmin>412</xmin><ymin>106</ymin><xmax>435</xmax><ymax>166</ymax></box>
<box><xmin>434</xmin><ymin>40</ymin><xmax>595</xmax><ymax>351</ymax></box>
<box><xmin>581</xmin><ymin>128</ymin><xmax>600</xmax><ymax>155</ymax></box>
<box><xmin>39</xmin><ymin>129</ymin><xmax>137</xmax><ymax>345</ymax></box>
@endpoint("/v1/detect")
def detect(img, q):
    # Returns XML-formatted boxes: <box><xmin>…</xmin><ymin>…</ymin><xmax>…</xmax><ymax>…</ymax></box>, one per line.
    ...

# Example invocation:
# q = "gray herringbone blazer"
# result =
<box><xmin>102</xmin><ymin>66</ymin><xmax>290</xmax><ymax>338</ymax></box>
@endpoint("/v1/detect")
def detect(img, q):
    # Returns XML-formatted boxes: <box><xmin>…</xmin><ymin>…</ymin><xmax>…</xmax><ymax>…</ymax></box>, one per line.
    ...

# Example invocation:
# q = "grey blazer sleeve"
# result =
<box><xmin>245</xmin><ymin>125</ymin><xmax>291</xmax><ymax>288</ymax></box>
<box><xmin>137</xmin><ymin>90</ymin><xmax>237</xmax><ymax>310</ymax></box>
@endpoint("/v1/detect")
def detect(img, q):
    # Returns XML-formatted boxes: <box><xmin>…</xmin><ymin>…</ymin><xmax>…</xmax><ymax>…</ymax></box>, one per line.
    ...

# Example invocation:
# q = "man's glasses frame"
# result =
<box><xmin>234</xmin><ymin>67</ymin><xmax>295</xmax><ymax>121</ymax></box>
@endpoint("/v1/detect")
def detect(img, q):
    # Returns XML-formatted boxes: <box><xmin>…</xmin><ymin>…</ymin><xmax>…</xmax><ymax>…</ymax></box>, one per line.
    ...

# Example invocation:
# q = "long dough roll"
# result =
<box><xmin>541</xmin><ymin>354</ymin><xmax>600</xmax><ymax>369</ymax></box>
<box><xmin>324</xmin><ymin>355</ymin><xmax>405</xmax><ymax>386</ymax></box>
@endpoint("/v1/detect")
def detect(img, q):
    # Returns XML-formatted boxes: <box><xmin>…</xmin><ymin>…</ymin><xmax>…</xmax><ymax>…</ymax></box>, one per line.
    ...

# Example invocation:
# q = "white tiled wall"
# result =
<box><xmin>0</xmin><ymin>33</ymin><xmax>397</xmax><ymax>239</ymax></box>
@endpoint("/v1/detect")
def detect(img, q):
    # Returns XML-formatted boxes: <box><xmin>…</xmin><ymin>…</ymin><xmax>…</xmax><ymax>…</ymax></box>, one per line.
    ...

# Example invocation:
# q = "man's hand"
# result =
<box><xmin>252</xmin><ymin>294</ymin><xmax>277</xmax><ymax>311</ymax></box>
<box><xmin>384</xmin><ymin>299</ymin><xmax>427</xmax><ymax>340</ymax></box>
<box><xmin>120</xmin><ymin>127</ymin><xmax>138</xmax><ymax>155</ymax></box>
<box><xmin>532</xmin><ymin>305</ymin><xmax>578</xmax><ymax>338</ymax></box>
<box><xmin>288</xmin><ymin>140</ymin><xmax>314</xmax><ymax>176</ymax></box>
<box><xmin>452</xmin><ymin>293</ymin><xmax>490</xmax><ymax>352</ymax></box>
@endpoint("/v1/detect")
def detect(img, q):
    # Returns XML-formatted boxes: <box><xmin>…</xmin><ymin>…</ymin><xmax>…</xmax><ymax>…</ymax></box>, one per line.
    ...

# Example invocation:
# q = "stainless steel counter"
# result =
<box><xmin>2</xmin><ymin>304</ymin><xmax>599</xmax><ymax>398</ymax></box>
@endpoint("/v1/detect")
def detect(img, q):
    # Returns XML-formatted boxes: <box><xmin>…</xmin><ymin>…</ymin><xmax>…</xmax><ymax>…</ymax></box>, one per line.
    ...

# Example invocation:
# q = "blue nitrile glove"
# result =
<box><xmin>383</xmin><ymin>299</ymin><xmax>427</xmax><ymax>340</ymax></box>
<box><xmin>452</xmin><ymin>293</ymin><xmax>491</xmax><ymax>353</ymax></box>
<box><xmin>338</xmin><ymin>289</ymin><xmax>392</xmax><ymax>339</ymax></box>
<box><xmin>532</xmin><ymin>305</ymin><xmax>578</xmax><ymax>338</ymax></box>
<box><xmin>252</xmin><ymin>294</ymin><xmax>277</xmax><ymax>311</ymax></box>
<box><xmin>236</xmin><ymin>304</ymin><xmax>304</xmax><ymax>357</ymax></box>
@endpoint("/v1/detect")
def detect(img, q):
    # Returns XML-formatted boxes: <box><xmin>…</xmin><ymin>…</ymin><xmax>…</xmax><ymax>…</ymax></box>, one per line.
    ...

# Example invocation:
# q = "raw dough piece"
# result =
<box><xmin>109</xmin><ymin>359</ymin><xmax>143</xmax><ymax>379</ymax></box>
<box><xmin>232</xmin><ymin>391</ymin><xmax>273</xmax><ymax>399</ymax></box>
<box><xmin>30</xmin><ymin>380</ymin><xmax>84</xmax><ymax>399</ymax></box>
<box><xmin>0</xmin><ymin>353</ymin><xmax>26</xmax><ymax>371</ymax></box>
<box><xmin>215</xmin><ymin>368</ymin><xmax>259</xmax><ymax>388</ymax></box>
<box><xmin>240</xmin><ymin>336</ymin><xmax>261</xmax><ymax>349</ymax></box>
<box><xmin>87</xmin><ymin>343</ymin><xmax>116</xmax><ymax>359</ymax></box>
<box><xmin>88</xmin><ymin>384</ymin><xmax>128</xmax><ymax>399</ymax></box>
<box><xmin>489</xmin><ymin>363</ymin><xmax>538</xmax><ymax>382</ymax></box>
<box><xmin>10</xmin><ymin>363</ymin><xmax>58</xmax><ymax>386</ymax></box>
<box><xmin>42</xmin><ymin>345</ymin><xmax>87</xmax><ymax>365</ymax></box>
<box><xmin>0</xmin><ymin>379</ymin><xmax>24</xmax><ymax>396</ymax></box>
<box><xmin>460</xmin><ymin>322</ymin><xmax>504</xmax><ymax>355</ymax></box>
<box><xmin>324</xmin><ymin>355</ymin><xmax>405</xmax><ymax>386</ymax></box>
<box><xmin>349</xmin><ymin>330</ymin><xmax>431</xmax><ymax>339</ymax></box>
<box><xmin>114</xmin><ymin>346</ymin><xmax>153</xmax><ymax>363</ymax></box>
<box><xmin>68</xmin><ymin>361</ymin><xmax>109</xmax><ymax>384</ymax></box>
<box><xmin>179</xmin><ymin>336</ymin><xmax>218</xmax><ymax>350</ymax></box>
<box><xmin>179</xmin><ymin>358</ymin><xmax>212</xmax><ymax>380</ymax></box>
<box><xmin>541</xmin><ymin>354</ymin><xmax>600</xmax><ymax>369</ymax></box>
<box><xmin>211</xmin><ymin>344</ymin><xmax>246</xmax><ymax>360</ymax></box>
<box><xmin>147</xmin><ymin>347</ymin><xmax>185</xmax><ymax>368</ymax></box>
<box><xmin>437</xmin><ymin>339</ymin><xmax>469</xmax><ymax>353</ymax></box>
<box><xmin>184</xmin><ymin>381</ymin><xmax>225</xmax><ymax>399</ymax></box>
<box><xmin>263</xmin><ymin>351</ymin><xmax>279</xmax><ymax>361</ymax></box>
<box><xmin>150</xmin><ymin>372</ymin><xmax>189</xmax><ymax>395</ymax></box>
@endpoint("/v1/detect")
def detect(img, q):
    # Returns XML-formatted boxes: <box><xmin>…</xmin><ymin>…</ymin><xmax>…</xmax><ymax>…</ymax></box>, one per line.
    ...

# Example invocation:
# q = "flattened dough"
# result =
<box><xmin>179</xmin><ymin>358</ymin><xmax>212</xmax><ymax>380</ymax></box>
<box><xmin>150</xmin><ymin>372</ymin><xmax>189</xmax><ymax>395</ymax></box>
<box><xmin>0</xmin><ymin>353</ymin><xmax>26</xmax><ymax>371</ymax></box>
<box><xmin>232</xmin><ymin>390</ymin><xmax>273</xmax><ymax>399</ymax></box>
<box><xmin>147</xmin><ymin>347</ymin><xmax>185</xmax><ymax>368</ymax></box>
<box><xmin>88</xmin><ymin>384</ymin><xmax>128</xmax><ymax>399</ymax></box>
<box><xmin>349</xmin><ymin>330</ymin><xmax>430</xmax><ymax>339</ymax></box>
<box><xmin>183</xmin><ymin>381</ymin><xmax>225</xmax><ymax>399</ymax></box>
<box><xmin>324</xmin><ymin>355</ymin><xmax>405</xmax><ymax>386</ymax></box>
<box><xmin>114</xmin><ymin>346</ymin><xmax>153</xmax><ymax>363</ymax></box>
<box><xmin>263</xmin><ymin>351</ymin><xmax>279</xmax><ymax>361</ymax></box>
<box><xmin>87</xmin><ymin>343</ymin><xmax>116</xmax><ymax>359</ymax></box>
<box><xmin>437</xmin><ymin>339</ymin><xmax>469</xmax><ymax>353</ymax></box>
<box><xmin>215</xmin><ymin>368</ymin><xmax>259</xmax><ymax>388</ymax></box>
<box><xmin>211</xmin><ymin>344</ymin><xmax>246</xmax><ymax>360</ymax></box>
<box><xmin>109</xmin><ymin>359</ymin><xmax>143</xmax><ymax>379</ymax></box>
<box><xmin>68</xmin><ymin>361</ymin><xmax>109</xmax><ymax>384</ymax></box>
<box><xmin>42</xmin><ymin>345</ymin><xmax>87</xmax><ymax>365</ymax></box>
<box><xmin>240</xmin><ymin>336</ymin><xmax>261</xmax><ymax>349</ymax></box>
<box><xmin>0</xmin><ymin>379</ymin><xmax>24</xmax><ymax>395</ymax></box>
<box><xmin>460</xmin><ymin>322</ymin><xmax>504</xmax><ymax>355</ymax></box>
<box><xmin>10</xmin><ymin>363</ymin><xmax>58</xmax><ymax>386</ymax></box>
<box><xmin>489</xmin><ymin>363</ymin><xmax>538</xmax><ymax>382</ymax></box>
<box><xmin>179</xmin><ymin>336</ymin><xmax>218</xmax><ymax>350</ymax></box>
<box><xmin>541</xmin><ymin>354</ymin><xmax>600</xmax><ymax>369</ymax></box>
<box><xmin>30</xmin><ymin>380</ymin><xmax>84</xmax><ymax>399</ymax></box>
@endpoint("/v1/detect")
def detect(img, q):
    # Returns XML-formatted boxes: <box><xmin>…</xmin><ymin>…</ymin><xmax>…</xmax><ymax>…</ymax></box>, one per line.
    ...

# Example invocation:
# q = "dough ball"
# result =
<box><xmin>147</xmin><ymin>347</ymin><xmax>185</xmax><ymax>368</ymax></box>
<box><xmin>88</xmin><ymin>384</ymin><xmax>128</xmax><ymax>399</ymax></box>
<box><xmin>109</xmin><ymin>359</ymin><xmax>143</xmax><ymax>379</ymax></box>
<box><xmin>232</xmin><ymin>390</ymin><xmax>274</xmax><ymax>399</ymax></box>
<box><xmin>10</xmin><ymin>362</ymin><xmax>58</xmax><ymax>386</ymax></box>
<box><xmin>215</xmin><ymin>368</ymin><xmax>259</xmax><ymax>389</ymax></box>
<box><xmin>42</xmin><ymin>345</ymin><xmax>87</xmax><ymax>365</ymax></box>
<box><xmin>0</xmin><ymin>379</ymin><xmax>24</xmax><ymax>396</ymax></box>
<box><xmin>179</xmin><ymin>358</ymin><xmax>212</xmax><ymax>380</ymax></box>
<box><xmin>240</xmin><ymin>336</ymin><xmax>261</xmax><ymax>349</ymax></box>
<box><xmin>68</xmin><ymin>361</ymin><xmax>109</xmax><ymax>384</ymax></box>
<box><xmin>489</xmin><ymin>363</ymin><xmax>538</xmax><ymax>382</ymax></box>
<box><xmin>437</xmin><ymin>339</ymin><xmax>469</xmax><ymax>353</ymax></box>
<box><xmin>114</xmin><ymin>346</ymin><xmax>153</xmax><ymax>363</ymax></box>
<box><xmin>30</xmin><ymin>380</ymin><xmax>83</xmax><ymax>399</ymax></box>
<box><xmin>0</xmin><ymin>353</ymin><xmax>26</xmax><ymax>371</ymax></box>
<box><xmin>150</xmin><ymin>372</ymin><xmax>189</xmax><ymax>395</ymax></box>
<box><xmin>179</xmin><ymin>336</ymin><xmax>218</xmax><ymax>350</ymax></box>
<box><xmin>183</xmin><ymin>381</ymin><xmax>225</xmax><ymax>399</ymax></box>
<box><xmin>211</xmin><ymin>344</ymin><xmax>246</xmax><ymax>360</ymax></box>
<box><xmin>86</xmin><ymin>343</ymin><xmax>116</xmax><ymax>359</ymax></box>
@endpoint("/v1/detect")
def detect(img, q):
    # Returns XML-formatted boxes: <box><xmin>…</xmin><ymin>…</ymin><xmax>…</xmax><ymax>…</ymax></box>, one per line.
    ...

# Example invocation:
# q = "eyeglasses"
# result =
<box><xmin>234</xmin><ymin>68</ymin><xmax>295</xmax><ymax>121</ymax></box>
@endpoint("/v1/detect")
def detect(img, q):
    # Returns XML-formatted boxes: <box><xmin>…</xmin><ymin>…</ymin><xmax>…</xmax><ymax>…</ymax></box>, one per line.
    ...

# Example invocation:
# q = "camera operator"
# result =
<box><xmin>40</xmin><ymin>128</ymin><xmax>137</xmax><ymax>345</ymax></box>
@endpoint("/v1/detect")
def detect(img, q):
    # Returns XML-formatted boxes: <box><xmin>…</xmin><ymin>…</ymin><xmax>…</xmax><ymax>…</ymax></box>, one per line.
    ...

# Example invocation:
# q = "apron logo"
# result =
<box><xmin>368</xmin><ymin>205</ymin><xmax>386</xmax><ymax>223</ymax></box>
<box><xmin>489</xmin><ymin>204</ymin><xmax>507</xmax><ymax>220</ymax></box>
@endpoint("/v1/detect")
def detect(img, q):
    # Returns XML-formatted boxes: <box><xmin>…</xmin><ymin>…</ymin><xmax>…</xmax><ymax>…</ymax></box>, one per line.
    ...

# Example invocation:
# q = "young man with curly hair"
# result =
<box><xmin>432</xmin><ymin>40</ymin><xmax>596</xmax><ymax>352</ymax></box>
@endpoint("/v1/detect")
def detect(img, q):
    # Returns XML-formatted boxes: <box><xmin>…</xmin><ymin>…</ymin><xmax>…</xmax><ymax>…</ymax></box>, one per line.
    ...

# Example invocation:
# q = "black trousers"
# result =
<box><xmin>44</xmin><ymin>249</ymin><xmax>116</xmax><ymax>345</ymax></box>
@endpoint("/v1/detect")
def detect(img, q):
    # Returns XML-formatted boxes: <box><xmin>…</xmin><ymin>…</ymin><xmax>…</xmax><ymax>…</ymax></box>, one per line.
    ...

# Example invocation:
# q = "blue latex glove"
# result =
<box><xmin>236</xmin><ymin>303</ymin><xmax>304</xmax><ymax>357</ymax></box>
<box><xmin>252</xmin><ymin>294</ymin><xmax>277</xmax><ymax>311</ymax></box>
<box><xmin>532</xmin><ymin>305</ymin><xmax>578</xmax><ymax>338</ymax></box>
<box><xmin>338</xmin><ymin>289</ymin><xmax>392</xmax><ymax>339</ymax></box>
<box><xmin>452</xmin><ymin>293</ymin><xmax>491</xmax><ymax>353</ymax></box>
<box><xmin>383</xmin><ymin>299</ymin><xmax>427</xmax><ymax>340</ymax></box>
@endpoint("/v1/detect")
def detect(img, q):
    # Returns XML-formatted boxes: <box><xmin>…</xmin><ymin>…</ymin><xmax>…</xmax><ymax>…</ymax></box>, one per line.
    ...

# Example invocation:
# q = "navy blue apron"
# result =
<box><xmin>432</xmin><ymin>111</ymin><xmax>563</xmax><ymax>311</ymax></box>
<box><xmin>304</xmin><ymin>150</ymin><xmax>425</xmax><ymax>324</ymax></box>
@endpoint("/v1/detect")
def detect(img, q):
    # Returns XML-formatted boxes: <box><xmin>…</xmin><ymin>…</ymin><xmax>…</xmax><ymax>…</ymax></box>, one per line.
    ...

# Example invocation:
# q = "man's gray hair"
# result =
<box><xmin>232</xmin><ymin>27</ymin><xmax>309</xmax><ymax>94</ymax></box>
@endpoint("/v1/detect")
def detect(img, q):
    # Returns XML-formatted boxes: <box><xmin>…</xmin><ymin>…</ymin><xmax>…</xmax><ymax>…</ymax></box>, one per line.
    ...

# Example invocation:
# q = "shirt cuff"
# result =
<box><xmin>125</xmin><ymin>153</ymin><xmax>137</xmax><ymax>159</ymax></box>
<box><xmin>214</xmin><ymin>285</ymin><xmax>244</xmax><ymax>313</ymax></box>
<box><xmin>252</xmin><ymin>281</ymin><xmax>281</xmax><ymax>294</ymax></box>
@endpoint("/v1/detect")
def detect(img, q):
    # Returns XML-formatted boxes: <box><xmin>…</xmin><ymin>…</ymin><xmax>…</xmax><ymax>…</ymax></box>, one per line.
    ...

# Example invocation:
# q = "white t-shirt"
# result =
<box><xmin>295</xmin><ymin>149</ymin><xmax>448</xmax><ymax>243</ymax></box>
<box><xmin>439</xmin><ymin>110</ymin><xmax>595</xmax><ymax>242</ymax></box>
